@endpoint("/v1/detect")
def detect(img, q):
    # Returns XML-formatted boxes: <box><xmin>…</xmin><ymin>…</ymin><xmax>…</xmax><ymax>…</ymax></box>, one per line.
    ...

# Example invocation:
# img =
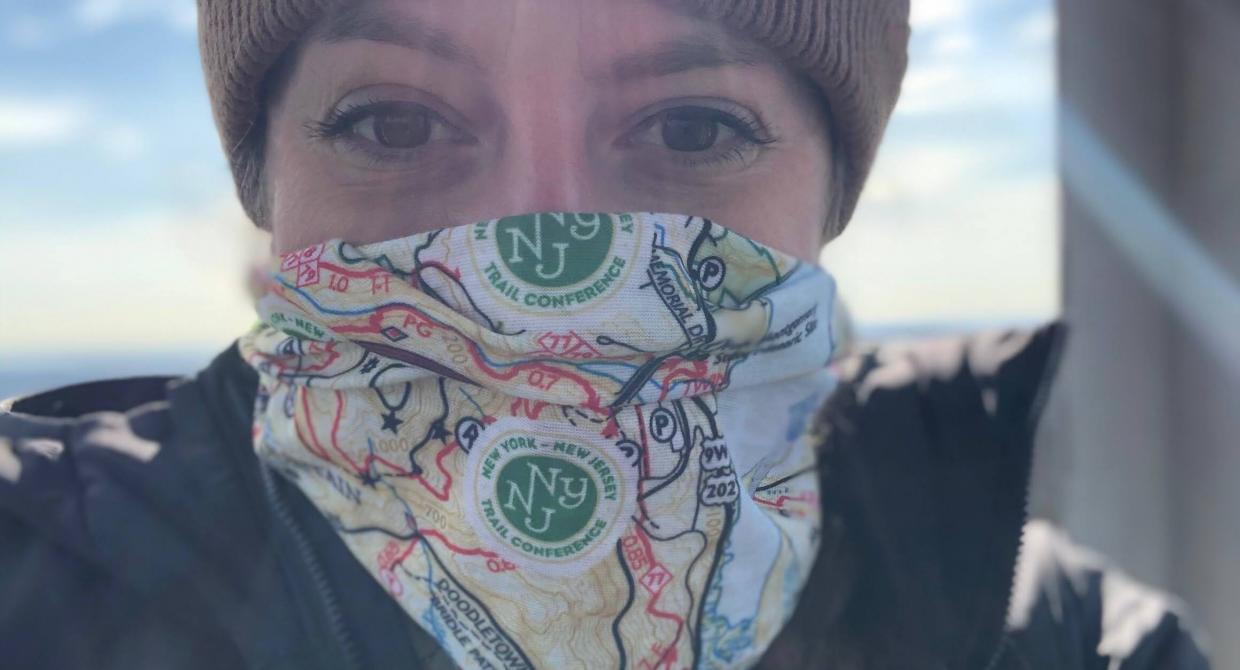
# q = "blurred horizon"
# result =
<box><xmin>0</xmin><ymin>315</ymin><xmax>1055</xmax><ymax>401</ymax></box>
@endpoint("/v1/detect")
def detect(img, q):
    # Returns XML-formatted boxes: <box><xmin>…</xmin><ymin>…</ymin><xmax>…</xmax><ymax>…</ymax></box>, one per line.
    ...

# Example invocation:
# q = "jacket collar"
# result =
<box><xmin>762</xmin><ymin>321</ymin><xmax>1067</xmax><ymax>668</ymax></box>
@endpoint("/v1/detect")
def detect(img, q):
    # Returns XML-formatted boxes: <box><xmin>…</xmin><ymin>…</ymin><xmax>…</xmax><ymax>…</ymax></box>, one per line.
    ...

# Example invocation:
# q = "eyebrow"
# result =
<box><xmin>317</xmin><ymin>5</ymin><xmax>486</xmax><ymax>71</ymax></box>
<box><xmin>316</xmin><ymin>5</ymin><xmax>773</xmax><ymax>82</ymax></box>
<box><xmin>599</xmin><ymin>36</ymin><xmax>774</xmax><ymax>83</ymax></box>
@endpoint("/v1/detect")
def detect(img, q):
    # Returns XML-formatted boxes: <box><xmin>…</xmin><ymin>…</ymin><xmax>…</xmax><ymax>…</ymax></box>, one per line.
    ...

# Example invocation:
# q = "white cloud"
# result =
<box><xmin>930</xmin><ymin>30</ymin><xmax>977</xmax><ymax>57</ymax></box>
<box><xmin>1015</xmin><ymin>8</ymin><xmax>1056</xmax><ymax>47</ymax></box>
<box><xmin>822</xmin><ymin>173</ymin><xmax>1061</xmax><ymax>325</ymax></box>
<box><xmin>858</xmin><ymin>140</ymin><xmax>1005</xmax><ymax>204</ymax></box>
<box><xmin>820</xmin><ymin>0</ymin><xmax>1060</xmax><ymax>328</ymax></box>
<box><xmin>0</xmin><ymin>98</ymin><xmax>88</xmax><ymax>146</ymax></box>
<box><xmin>4</xmin><ymin>2</ymin><xmax>197</xmax><ymax>47</ymax></box>
<box><xmin>896</xmin><ymin>62</ymin><xmax>965</xmax><ymax>115</ymax></box>
<box><xmin>0</xmin><ymin>196</ymin><xmax>267</xmax><ymax>353</ymax></box>
<box><xmin>895</xmin><ymin>53</ymin><xmax>1052</xmax><ymax>116</ymax></box>
<box><xmin>97</xmin><ymin>124</ymin><xmax>146</xmax><ymax>160</ymax></box>
<box><xmin>74</xmin><ymin>0</ymin><xmax>197</xmax><ymax>33</ymax></box>
<box><xmin>899</xmin><ymin>0</ymin><xmax>1056</xmax><ymax>117</ymax></box>
<box><xmin>911</xmin><ymin>0</ymin><xmax>971</xmax><ymax>30</ymax></box>
<box><xmin>0</xmin><ymin>97</ymin><xmax>155</xmax><ymax>159</ymax></box>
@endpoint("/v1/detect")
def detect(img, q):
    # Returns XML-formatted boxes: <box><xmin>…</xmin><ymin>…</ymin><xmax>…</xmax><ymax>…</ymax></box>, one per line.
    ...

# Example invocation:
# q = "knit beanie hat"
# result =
<box><xmin>198</xmin><ymin>0</ymin><xmax>910</xmax><ymax>233</ymax></box>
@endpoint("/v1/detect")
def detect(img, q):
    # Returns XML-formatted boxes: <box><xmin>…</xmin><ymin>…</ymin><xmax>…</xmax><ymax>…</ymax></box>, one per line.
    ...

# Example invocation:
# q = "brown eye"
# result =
<box><xmin>659</xmin><ymin>107</ymin><xmax>734</xmax><ymax>152</ymax></box>
<box><xmin>357</xmin><ymin>109</ymin><xmax>432</xmax><ymax>149</ymax></box>
<box><xmin>619</xmin><ymin>102</ymin><xmax>777</xmax><ymax>173</ymax></box>
<box><xmin>661</xmin><ymin>108</ymin><xmax>723</xmax><ymax>152</ymax></box>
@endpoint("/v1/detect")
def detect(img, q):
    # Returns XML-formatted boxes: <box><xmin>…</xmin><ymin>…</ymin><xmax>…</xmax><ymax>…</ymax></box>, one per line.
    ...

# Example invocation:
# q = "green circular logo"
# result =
<box><xmin>496</xmin><ymin>213</ymin><xmax>614</xmax><ymax>288</ymax></box>
<box><xmin>464</xmin><ymin>419</ymin><xmax>636</xmax><ymax>573</ymax></box>
<box><xmin>496</xmin><ymin>455</ymin><xmax>598</xmax><ymax>543</ymax></box>
<box><xmin>469</xmin><ymin>212</ymin><xmax>641</xmax><ymax>313</ymax></box>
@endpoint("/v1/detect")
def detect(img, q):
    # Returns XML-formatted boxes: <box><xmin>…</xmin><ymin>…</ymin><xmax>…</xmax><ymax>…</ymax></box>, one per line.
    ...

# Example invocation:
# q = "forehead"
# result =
<box><xmin>311</xmin><ymin>0</ymin><xmax>782</xmax><ymax>82</ymax></box>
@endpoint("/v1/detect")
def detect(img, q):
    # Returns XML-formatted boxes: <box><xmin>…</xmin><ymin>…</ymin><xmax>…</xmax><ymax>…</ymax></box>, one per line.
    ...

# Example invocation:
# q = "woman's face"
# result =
<box><xmin>265</xmin><ymin>0</ymin><xmax>835</xmax><ymax>260</ymax></box>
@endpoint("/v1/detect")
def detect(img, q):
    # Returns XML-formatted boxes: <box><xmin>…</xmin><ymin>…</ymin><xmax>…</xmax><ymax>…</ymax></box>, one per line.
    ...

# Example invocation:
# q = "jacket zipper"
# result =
<box><xmin>261</xmin><ymin>464</ymin><xmax>365</xmax><ymax>670</ymax></box>
<box><xmin>191</xmin><ymin>347</ymin><xmax>367</xmax><ymax>670</ymax></box>
<box><xmin>979</xmin><ymin>324</ymin><xmax>1069</xmax><ymax>670</ymax></box>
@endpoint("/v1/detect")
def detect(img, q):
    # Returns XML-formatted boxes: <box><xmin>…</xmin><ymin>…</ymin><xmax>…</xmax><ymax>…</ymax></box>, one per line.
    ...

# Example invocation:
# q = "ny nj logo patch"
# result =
<box><xmin>464</xmin><ymin>418</ymin><xmax>636</xmax><ymax>574</ymax></box>
<box><xmin>498</xmin><ymin>456</ymin><xmax>597</xmax><ymax>542</ymax></box>
<box><xmin>469</xmin><ymin>213</ymin><xmax>640</xmax><ymax>312</ymax></box>
<box><xmin>498</xmin><ymin>213</ymin><xmax>613</xmax><ymax>287</ymax></box>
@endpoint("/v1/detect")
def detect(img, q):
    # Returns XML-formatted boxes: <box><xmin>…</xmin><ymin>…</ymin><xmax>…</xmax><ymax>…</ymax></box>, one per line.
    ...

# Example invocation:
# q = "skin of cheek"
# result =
<box><xmin>265</xmin><ymin>17</ymin><xmax>832</xmax><ymax>260</ymax></box>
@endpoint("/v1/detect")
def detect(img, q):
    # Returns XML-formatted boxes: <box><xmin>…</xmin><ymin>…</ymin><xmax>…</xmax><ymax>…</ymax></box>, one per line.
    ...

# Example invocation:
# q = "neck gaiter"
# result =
<box><xmin>239</xmin><ymin>212</ymin><xmax>838</xmax><ymax>669</ymax></box>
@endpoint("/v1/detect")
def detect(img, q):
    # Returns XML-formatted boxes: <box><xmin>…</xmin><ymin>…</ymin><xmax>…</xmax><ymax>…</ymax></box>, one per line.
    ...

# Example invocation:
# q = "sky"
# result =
<box><xmin>0</xmin><ymin>0</ymin><xmax>1058</xmax><ymax>356</ymax></box>
<box><xmin>824</xmin><ymin>0</ymin><xmax>1059</xmax><ymax>327</ymax></box>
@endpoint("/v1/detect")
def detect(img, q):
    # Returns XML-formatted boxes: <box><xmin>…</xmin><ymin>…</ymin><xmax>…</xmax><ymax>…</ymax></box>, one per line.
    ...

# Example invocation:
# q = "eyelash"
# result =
<box><xmin>305</xmin><ymin>99</ymin><xmax>778</xmax><ymax>169</ymax></box>
<box><xmin>660</xmin><ymin>107</ymin><xmax>777</xmax><ymax>169</ymax></box>
<box><xmin>304</xmin><ymin>97</ymin><xmax>454</xmax><ymax>163</ymax></box>
<box><xmin>642</xmin><ymin>105</ymin><xmax>778</xmax><ymax>169</ymax></box>
<box><xmin>310</xmin><ymin>99</ymin><xmax>397</xmax><ymax>135</ymax></box>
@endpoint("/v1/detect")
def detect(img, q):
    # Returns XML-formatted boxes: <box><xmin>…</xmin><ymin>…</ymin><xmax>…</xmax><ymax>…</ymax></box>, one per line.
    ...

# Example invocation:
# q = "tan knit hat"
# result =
<box><xmin>198</xmin><ymin>0</ymin><xmax>910</xmax><ymax>231</ymax></box>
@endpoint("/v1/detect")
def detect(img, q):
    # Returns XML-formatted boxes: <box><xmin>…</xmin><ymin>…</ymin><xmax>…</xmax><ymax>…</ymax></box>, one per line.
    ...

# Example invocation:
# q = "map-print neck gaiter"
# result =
<box><xmin>239</xmin><ymin>212</ymin><xmax>838</xmax><ymax>669</ymax></box>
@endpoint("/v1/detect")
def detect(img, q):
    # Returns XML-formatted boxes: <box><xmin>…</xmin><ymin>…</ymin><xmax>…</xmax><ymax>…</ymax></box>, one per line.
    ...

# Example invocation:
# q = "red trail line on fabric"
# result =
<box><xmin>253</xmin><ymin>343</ymin><xmax>341</xmax><ymax>374</ymax></box>
<box><xmin>297</xmin><ymin>389</ymin><xmax>333</xmax><ymax>462</ymax></box>
<box><xmin>414</xmin><ymin>260</ymin><xmax>461</xmax><ymax>283</ymax></box>
<box><xmin>417</xmin><ymin>528</ymin><xmax>499</xmax><ymax>559</ymax></box>
<box><xmin>361</xmin><ymin>452</ymin><xmax>415</xmax><ymax>476</ymax></box>
<box><xmin>510</xmin><ymin>397</ymin><xmax>549</xmax><ymax>419</ymax></box>
<box><xmin>409</xmin><ymin>442</ymin><xmax>457</xmax><ymax>502</ymax></box>
<box><xmin>303</xmin><ymin>302</ymin><xmax>606</xmax><ymax>413</ymax></box>
<box><xmin>657</xmin><ymin>358</ymin><xmax>715</xmax><ymax>402</ymax></box>
<box><xmin>277</xmin><ymin>286</ymin><xmax>662</xmax><ymax>407</ymax></box>
<box><xmin>316</xmin><ymin>260</ymin><xmax>389</xmax><ymax>279</ymax></box>
<box><xmin>389</xmin><ymin>527</ymin><xmax>500</xmax><ymax>569</ymax></box>
<box><xmin>754</xmin><ymin>492</ymin><xmax>817</xmax><ymax>509</ymax></box>
<box><xmin>302</xmin><ymin>387</ymin><xmax>456</xmax><ymax>501</ymax></box>
<box><xmin>368</xmin><ymin>443</ymin><xmax>457</xmax><ymax>502</ymax></box>
<box><xmin>391</xmin><ymin>535</ymin><xmax>419</xmax><ymax>567</ymax></box>
<box><xmin>326</xmin><ymin>391</ymin><xmax>367</xmax><ymax>473</ymax></box>
<box><xmin>330</xmin><ymin>307</ymin><xmax>434</xmax><ymax>338</ymax></box>
<box><xmin>296</xmin><ymin>302</ymin><xmax>598</xmax><ymax>407</ymax></box>
<box><xmin>631</xmin><ymin>526</ymin><xmax>688</xmax><ymax>661</ymax></box>
<box><xmin>267</xmin><ymin>298</ymin><xmax>433</xmax><ymax>340</ymax></box>
<box><xmin>302</xmin><ymin>342</ymin><xmax>342</xmax><ymax>372</ymax></box>
<box><xmin>271</xmin><ymin>341</ymin><xmax>342</xmax><ymax>375</ymax></box>
<box><xmin>464</xmin><ymin>346</ymin><xmax>609</xmax><ymax>414</ymax></box>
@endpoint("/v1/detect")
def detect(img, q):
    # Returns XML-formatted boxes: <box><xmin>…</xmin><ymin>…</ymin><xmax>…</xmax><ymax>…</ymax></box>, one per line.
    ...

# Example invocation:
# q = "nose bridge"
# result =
<box><xmin>494</xmin><ymin>1</ymin><xmax>592</xmax><ymax>214</ymax></box>
<box><xmin>504</xmin><ymin>93</ymin><xmax>589</xmax><ymax>213</ymax></box>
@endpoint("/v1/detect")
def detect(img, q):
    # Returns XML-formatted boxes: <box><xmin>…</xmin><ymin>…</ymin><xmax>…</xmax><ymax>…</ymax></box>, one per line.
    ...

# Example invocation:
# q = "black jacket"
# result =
<box><xmin>0</xmin><ymin>322</ymin><xmax>1210</xmax><ymax>669</ymax></box>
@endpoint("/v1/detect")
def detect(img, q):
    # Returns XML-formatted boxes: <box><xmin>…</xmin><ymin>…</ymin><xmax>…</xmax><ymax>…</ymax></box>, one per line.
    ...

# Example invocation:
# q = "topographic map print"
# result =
<box><xmin>241</xmin><ymin>212</ymin><xmax>838</xmax><ymax>669</ymax></box>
